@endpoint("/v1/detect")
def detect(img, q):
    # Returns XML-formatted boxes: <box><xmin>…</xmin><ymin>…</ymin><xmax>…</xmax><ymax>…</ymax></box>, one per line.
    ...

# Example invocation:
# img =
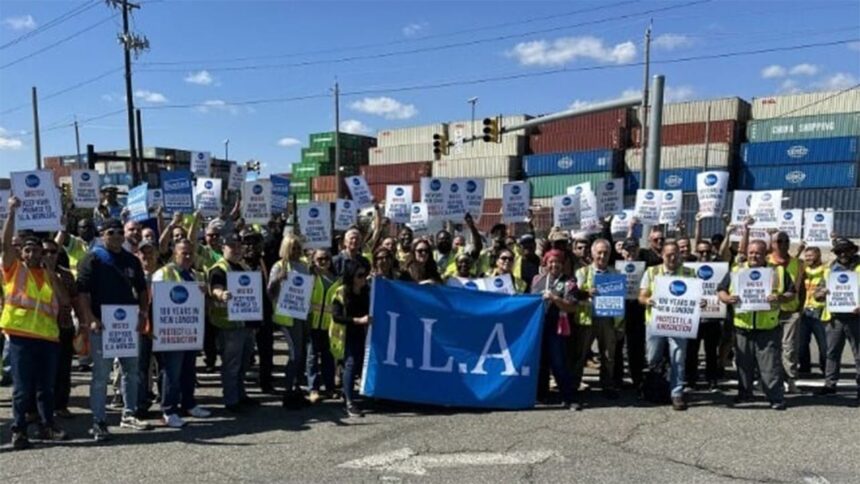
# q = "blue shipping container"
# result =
<box><xmin>737</xmin><ymin>162</ymin><xmax>858</xmax><ymax>190</ymax></box>
<box><xmin>523</xmin><ymin>149</ymin><xmax>620</xmax><ymax>177</ymax></box>
<box><xmin>741</xmin><ymin>136</ymin><xmax>860</xmax><ymax>166</ymax></box>
<box><xmin>624</xmin><ymin>168</ymin><xmax>702</xmax><ymax>192</ymax></box>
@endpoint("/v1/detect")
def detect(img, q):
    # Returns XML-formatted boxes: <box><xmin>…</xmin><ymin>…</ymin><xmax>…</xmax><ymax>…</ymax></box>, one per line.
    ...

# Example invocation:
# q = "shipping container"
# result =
<box><xmin>292</xmin><ymin>162</ymin><xmax>360</xmax><ymax>180</ymax></box>
<box><xmin>360</xmin><ymin>161</ymin><xmax>432</xmax><ymax>184</ymax></box>
<box><xmin>631</xmin><ymin>120</ymin><xmax>742</xmax><ymax>147</ymax></box>
<box><xmin>536</xmin><ymin>108</ymin><xmax>630</xmax><ymax>134</ymax></box>
<box><xmin>447</xmin><ymin>115</ymin><xmax>532</xmax><ymax>138</ymax></box>
<box><xmin>782</xmin><ymin>187</ymin><xmax>860</xmax><ymax>237</ymax></box>
<box><xmin>43</xmin><ymin>156</ymin><xmax>62</xmax><ymax>169</ymax></box>
<box><xmin>529</xmin><ymin>127</ymin><xmax>627</xmax><ymax>153</ymax></box>
<box><xmin>747</xmin><ymin>112</ymin><xmax>860</xmax><ymax>143</ymax></box>
<box><xmin>483</xmin><ymin>198</ymin><xmax>503</xmax><ymax>213</ymax></box>
<box><xmin>295</xmin><ymin>194</ymin><xmax>311</xmax><ymax>205</ymax></box>
<box><xmin>308</xmin><ymin>132</ymin><xmax>376</xmax><ymax>150</ymax></box>
<box><xmin>442</xmin><ymin>135</ymin><xmax>526</xmax><ymax>160</ymax></box>
<box><xmin>531</xmin><ymin>197</ymin><xmax>554</xmax><ymax>209</ymax></box>
<box><xmin>751</xmin><ymin>89</ymin><xmax>860</xmax><ymax>119</ymax></box>
<box><xmin>376</xmin><ymin>123</ymin><xmax>448</xmax><ymax>148</ymax></box>
<box><xmin>300</xmin><ymin>147</ymin><xmax>368</xmax><ymax>165</ymax></box>
<box><xmin>434</xmin><ymin>156</ymin><xmax>519</xmax><ymax>179</ymax></box>
<box><xmin>624</xmin><ymin>143</ymin><xmax>733</xmax><ymax>171</ymax></box>
<box><xmin>368</xmin><ymin>144</ymin><xmax>436</xmax><ymax>165</ymax></box>
<box><xmin>740</xmin><ymin>136</ymin><xmax>860</xmax><ymax>166</ymax></box>
<box><xmin>312</xmin><ymin>192</ymin><xmax>337</xmax><ymax>203</ymax></box>
<box><xmin>290</xmin><ymin>179</ymin><xmax>312</xmax><ymax>194</ymax></box>
<box><xmin>632</xmin><ymin>97</ymin><xmax>750</xmax><ymax>126</ymax></box>
<box><xmin>311</xmin><ymin>175</ymin><xmax>346</xmax><ymax>194</ymax></box>
<box><xmin>624</xmin><ymin>168</ymin><xmax>705</xmax><ymax>192</ymax></box>
<box><xmin>523</xmin><ymin>150</ymin><xmax>621</xmax><ymax>177</ymax></box>
<box><xmin>737</xmin><ymin>162</ymin><xmax>858</xmax><ymax>190</ymax></box>
<box><xmin>483</xmin><ymin>177</ymin><xmax>510</xmax><ymax>199</ymax></box>
<box><xmin>528</xmin><ymin>172</ymin><xmax>612</xmax><ymax>198</ymax></box>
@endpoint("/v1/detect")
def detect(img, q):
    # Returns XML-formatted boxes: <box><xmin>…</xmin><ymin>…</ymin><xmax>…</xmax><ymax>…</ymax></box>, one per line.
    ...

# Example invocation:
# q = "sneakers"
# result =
<box><xmin>308</xmin><ymin>390</ymin><xmax>321</xmax><ymax>404</ymax></box>
<box><xmin>120</xmin><ymin>415</ymin><xmax>153</xmax><ymax>431</ymax></box>
<box><xmin>187</xmin><ymin>406</ymin><xmax>211</xmax><ymax>418</ymax></box>
<box><xmin>163</xmin><ymin>413</ymin><xmax>186</xmax><ymax>428</ymax></box>
<box><xmin>11</xmin><ymin>430</ymin><xmax>31</xmax><ymax>450</ymax></box>
<box><xmin>55</xmin><ymin>408</ymin><xmax>74</xmax><ymax>419</ymax></box>
<box><xmin>770</xmin><ymin>402</ymin><xmax>787</xmax><ymax>411</ymax></box>
<box><xmin>784</xmin><ymin>380</ymin><xmax>799</xmax><ymax>394</ymax></box>
<box><xmin>707</xmin><ymin>381</ymin><xmax>720</xmax><ymax>393</ymax></box>
<box><xmin>37</xmin><ymin>424</ymin><xmax>67</xmax><ymax>441</ymax></box>
<box><xmin>89</xmin><ymin>422</ymin><xmax>111</xmax><ymax>442</ymax></box>
<box><xmin>671</xmin><ymin>396</ymin><xmax>688</xmax><ymax>411</ymax></box>
<box><xmin>109</xmin><ymin>394</ymin><xmax>124</xmax><ymax>409</ymax></box>
<box><xmin>345</xmin><ymin>403</ymin><xmax>364</xmax><ymax>418</ymax></box>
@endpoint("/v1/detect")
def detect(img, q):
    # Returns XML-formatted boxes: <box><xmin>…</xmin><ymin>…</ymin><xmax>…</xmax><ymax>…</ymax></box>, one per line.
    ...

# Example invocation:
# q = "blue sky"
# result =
<box><xmin>1</xmin><ymin>0</ymin><xmax>858</xmax><ymax>176</ymax></box>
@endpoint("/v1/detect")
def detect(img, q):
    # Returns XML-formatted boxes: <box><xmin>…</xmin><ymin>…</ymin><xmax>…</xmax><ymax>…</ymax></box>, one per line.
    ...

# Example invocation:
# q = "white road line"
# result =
<box><xmin>339</xmin><ymin>448</ymin><xmax>562</xmax><ymax>476</ymax></box>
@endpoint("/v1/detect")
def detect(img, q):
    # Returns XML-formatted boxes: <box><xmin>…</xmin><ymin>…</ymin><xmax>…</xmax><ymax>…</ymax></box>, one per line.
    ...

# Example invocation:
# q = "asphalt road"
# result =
<box><xmin>1</xmin><ymin>342</ymin><xmax>857</xmax><ymax>484</ymax></box>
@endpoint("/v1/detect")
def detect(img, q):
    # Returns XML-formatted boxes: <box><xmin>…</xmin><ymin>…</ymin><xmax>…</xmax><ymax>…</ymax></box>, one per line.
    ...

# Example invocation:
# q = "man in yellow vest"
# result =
<box><xmin>768</xmin><ymin>231</ymin><xmax>804</xmax><ymax>394</ymax></box>
<box><xmin>798</xmin><ymin>246</ymin><xmax>827</xmax><ymax>375</ymax></box>
<box><xmin>55</xmin><ymin>217</ymin><xmax>97</xmax><ymax>276</ymax></box>
<box><xmin>2</xmin><ymin>196</ymin><xmax>71</xmax><ymax>449</ymax></box>
<box><xmin>717</xmin><ymin>240</ymin><xmax>795</xmax><ymax>410</ymax></box>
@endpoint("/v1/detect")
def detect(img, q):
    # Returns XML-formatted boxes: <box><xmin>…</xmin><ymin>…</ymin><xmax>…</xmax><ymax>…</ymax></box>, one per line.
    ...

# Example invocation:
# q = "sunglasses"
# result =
<box><xmin>315</xmin><ymin>257</ymin><xmax>331</xmax><ymax>262</ymax></box>
<box><xmin>498</xmin><ymin>256</ymin><xmax>513</xmax><ymax>261</ymax></box>
<box><xmin>651</xmin><ymin>237</ymin><xmax>665</xmax><ymax>242</ymax></box>
<box><xmin>415</xmin><ymin>248</ymin><xmax>430</xmax><ymax>254</ymax></box>
<box><xmin>104</xmin><ymin>229</ymin><xmax>122</xmax><ymax>236</ymax></box>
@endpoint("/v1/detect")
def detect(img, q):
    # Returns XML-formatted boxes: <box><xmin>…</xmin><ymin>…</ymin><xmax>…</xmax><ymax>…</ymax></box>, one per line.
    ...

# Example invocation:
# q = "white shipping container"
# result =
<box><xmin>376</xmin><ymin>123</ymin><xmax>448</xmax><ymax>148</ymax></box>
<box><xmin>434</xmin><ymin>156</ymin><xmax>520</xmax><ymax>179</ymax></box>
<box><xmin>751</xmin><ymin>89</ymin><xmax>860</xmax><ymax>119</ymax></box>
<box><xmin>624</xmin><ymin>143</ymin><xmax>732</xmax><ymax>171</ymax></box>
<box><xmin>444</xmin><ymin>135</ymin><xmax>526</xmax><ymax>160</ymax></box>
<box><xmin>531</xmin><ymin>197</ymin><xmax>554</xmax><ymax>209</ymax></box>
<box><xmin>447</xmin><ymin>115</ymin><xmax>532</xmax><ymax>139</ymax></box>
<box><xmin>483</xmin><ymin>176</ymin><xmax>511</xmax><ymax>199</ymax></box>
<box><xmin>368</xmin><ymin>144</ymin><xmax>436</xmax><ymax>165</ymax></box>
<box><xmin>632</xmin><ymin>97</ymin><xmax>750</xmax><ymax>126</ymax></box>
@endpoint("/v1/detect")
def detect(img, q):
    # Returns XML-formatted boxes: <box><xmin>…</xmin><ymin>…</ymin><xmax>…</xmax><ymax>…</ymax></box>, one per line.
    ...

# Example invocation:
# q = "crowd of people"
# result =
<box><xmin>1</xmin><ymin>186</ymin><xmax>859</xmax><ymax>451</ymax></box>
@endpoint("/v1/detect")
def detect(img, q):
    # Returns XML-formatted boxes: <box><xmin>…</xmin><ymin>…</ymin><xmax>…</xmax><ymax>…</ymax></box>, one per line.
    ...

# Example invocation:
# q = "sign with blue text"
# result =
<box><xmin>127</xmin><ymin>183</ymin><xmax>149</xmax><ymax>222</ymax></box>
<box><xmin>152</xmin><ymin>281</ymin><xmax>205</xmax><ymax>352</ymax></box>
<box><xmin>160</xmin><ymin>170</ymin><xmax>194</xmax><ymax>214</ymax></box>
<box><xmin>271</xmin><ymin>175</ymin><xmax>291</xmax><ymax>214</ymax></box>
<box><xmin>593</xmin><ymin>273</ymin><xmax>626</xmax><ymax>317</ymax></box>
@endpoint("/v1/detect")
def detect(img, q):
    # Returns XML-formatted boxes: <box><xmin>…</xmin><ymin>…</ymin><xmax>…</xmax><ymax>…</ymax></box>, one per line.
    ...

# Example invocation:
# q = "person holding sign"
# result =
<box><xmin>797</xmin><ymin>247</ymin><xmax>827</xmax><ymax>375</ymax></box>
<box><xmin>717</xmin><ymin>240</ymin><xmax>795</xmax><ymax>410</ymax></box>
<box><xmin>306</xmin><ymin>249</ymin><xmax>342</xmax><ymax>403</ymax></box>
<box><xmin>331</xmin><ymin>263</ymin><xmax>372</xmax><ymax>418</ymax></box>
<box><xmin>613</xmin><ymin>238</ymin><xmax>647</xmax><ymax>393</ymax></box>
<box><xmin>208</xmin><ymin>233</ymin><xmax>258</xmax><ymax>412</ymax></box>
<box><xmin>488</xmin><ymin>249</ymin><xmax>526</xmax><ymax>293</ymax></box>
<box><xmin>1</xmin><ymin>197</ymin><xmax>71</xmax><ymax>449</ymax></box>
<box><xmin>813</xmin><ymin>237</ymin><xmax>860</xmax><ymax>403</ymax></box>
<box><xmin>767</xmin><ymin>231</ymin><xmax>805</xmax><ymax>394</ymax></box>
<box><xmin>152</xmin><ymin>240</ymin><xmax>212</xmax><ymax>428</ymax></box>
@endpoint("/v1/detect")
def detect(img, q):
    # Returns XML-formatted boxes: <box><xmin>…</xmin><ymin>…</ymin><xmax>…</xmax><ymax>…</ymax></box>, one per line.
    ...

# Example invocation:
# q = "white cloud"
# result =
<box><xmin>813</xmin><ymin>72</ymin><xmax>859</xmax><ymax>91</ymax></box>
<box><xmin>507</xmin><ymin>36</ymin><xmax>636</xmax><ymax>67</ymax></box>
<box><xmin>665</xmin><ymin>85</ymin><xmax>696</xmax><ymax>102</ymax></box>
<box><xmin>184</xmin><ymin>70</ymin><xmax>215</xmax><ymax>86</ymax></box>
<box><xmin>276</xmin><ymin>137</ymin><xmax>300</xmax><ymax>147</ymax></box>
<box><xmin>134</xmin><ymin>89</ymin><xmax>168</xmax><ymax>104</ymax></box>
<box><xmin>0</xmin><ymin>127</ymin><xmax>24</xmax><ymax>151</ymax></box>
<box><xmin>339</xmin><ymin>119</ymin><xmax>372</xmax><ymax>135</ymax></box>
<box><xmin>101</xmin><ymin>93</ymin><xmax>117</xmax><ymax>102</ymax></box>
<box><xmin>569</xmin><ymin>88</ymin><xmax>640</xmax><ymax>110</ymax></box>
<box><xmin>789</xmin><ymin>63</ymin><xmax>819</xmax><ymax>76</ymax></box>
<box><xmin>350</xmin><ymin>97</ymin><xmax>418</xmax><ymax>120</ymax></box>
<box><xmin>652</xmin><ymin>33</ymin><xmax>693</xmax><ymax>51</ymax></box>
<box><xmin>402</xmin><ymin>22</ymin><xmax>428</xmax><ymax>37</ymax></box>
<box><xmin>779</xmin><ymin>79</ymin><xmax>802</xmax><ymax>94</ymax></box>
<box><xmin>196</xmin><ymin>99</ymin><xmax>237</xmax><ymax>115</ymax></box>
<box><xmin>761</xmin><ymin>65</ymin><xmax>787</xmax><ymax>79</ymax></box>
<box><xmin>568</xmin><ymin>84</ymin><xmax>693</xmax><ymax>110</ymax></box>
<box><xmin>3</xmin><ymin>15</ymin><xmax>36</xmax><ymax>31</ymax></box>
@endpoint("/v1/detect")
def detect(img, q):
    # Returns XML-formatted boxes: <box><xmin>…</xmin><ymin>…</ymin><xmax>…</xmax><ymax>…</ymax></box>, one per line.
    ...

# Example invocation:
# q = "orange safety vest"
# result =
<box><xmin>0</xmin><ymin>262</ymin><xmax>60</xmax><ymax>342</ymax></box>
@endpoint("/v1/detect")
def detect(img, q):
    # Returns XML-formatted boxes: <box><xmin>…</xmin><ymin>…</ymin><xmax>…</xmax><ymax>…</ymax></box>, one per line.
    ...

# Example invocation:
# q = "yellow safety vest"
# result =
<box><xmin>489</xmin><ymin>269</ymin><xmax>526</xmax><ymax>294</ymax></box>
<box><xmin>0</xmin><ymin>262</ymin><xmax>60</xmax><ymax>342</ymax></box>
<box><xmin>156</xmin><ymin>263</ymin><xmax>203</xmax><ymax>283</ymax></box>
<box><xmin>435</xmin><ymin>248</ymin><xmax>460</xmax><ymax>277</ymax></box>
<box><xmin>645</xmin><ymin>265</ymin><xmax>696</xmax><ymax>324</ymax></box>
<box><xmin>207</xmin><ymin>258</ymin><xmax>249</xmax><ymax>330</ymax></box>
<box><xmin>65</xmin><ymin>236</ymin><xmax>88</xmax><ymax>277</ymax></box>
<box><xmin>729</xmin><ymin>263</ymin><xmax>785</xmax><ymax>331</ymax></box>
<box><xmin>271</xmin><ymin>259</ymin><xmax>312</xmax><ymax>328</ymax></box>
<box><xmin>803</xmin><ymin>264</ymin><xmax>826</xmax><ymax>311</ymax></box>
<box><xmin>328</xmin><ymin>285</ymin><xmax>347</xmax><ymax>360</ymax></box>
<box><xmin>575</xmin><ymin>265</ymin><xmax>624</xmax><ymax>329</ymax></box>
<box><xmin>310</xmin><ymin>276</ymin><xmax>342</xmax><ymax>331</ymax></box>
<box><xmin>769</xmin><ymin>255</ymin><xmax>801</xmax><ymax>313</ymax></box>
<box><xmin>820</xmin><ymin>263</ymin><xmax>860</xmax><ymax>322</ymax></box>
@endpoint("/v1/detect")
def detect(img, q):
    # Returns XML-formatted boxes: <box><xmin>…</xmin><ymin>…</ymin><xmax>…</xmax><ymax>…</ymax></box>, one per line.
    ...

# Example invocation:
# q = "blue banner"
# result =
<box><xmin>362</xmin><ymin>278</ymin><xmax>545</xmax><ymax>409</ymax></box>
<box><xmin>271</xmin><ymin>175</ymin><xmax>291</xmax><ymax>213</ymax></box>
<box><xmin>160</xmin><ymin>170</ymin><xmax>194</xmax><ymax>213</ymax></box>
<box><xmin>593</xmin><ymin>273</ymin><xmax>626</xmax><ymax>317</ymax></box>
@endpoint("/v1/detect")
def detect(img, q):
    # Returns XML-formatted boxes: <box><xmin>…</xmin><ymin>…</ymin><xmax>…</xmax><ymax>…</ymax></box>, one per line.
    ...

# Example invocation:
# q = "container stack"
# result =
<box><xmin>364</xmin><ymin>123</ymin><xmax>443</xmax><ymax>202</ymax></box>
<box><xmin>624</xmin><ymin>97</ymin><xmax>749</xmax><ymax>193</ymax></box>
<box><xmin>293</xmin><ymin>131</ymin><xmax>376</xmax><ymax>204</ymax></box>
<box><xmin>738</xmin><ymin>90</ymin><xmax>860</xmax><ymax>190</ymax></box>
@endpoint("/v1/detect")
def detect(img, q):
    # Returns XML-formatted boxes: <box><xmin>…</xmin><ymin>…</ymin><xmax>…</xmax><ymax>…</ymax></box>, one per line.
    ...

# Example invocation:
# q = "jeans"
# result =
<box><xmin>217</xmin><ymin>327</ymin><xmax>255</xmax><ymax>406</ymax></box>
<box><xmin>54</xmin><ymin>327</ymin><xmax>76</xmax><ymax>410</ymax></box>
<box><xmin>735</xmin><ymin>327</ymin><xmax>784</xmax><ymax>403</ymax></box>
<box><xmin>798</xmin><ymin>309</ymin><xmax>827</xmax><ymax>374</ymax></box>
<box><xmin>684</xmin><ymin>321</ymin><xmax>722</xmax><ymax>385</ymax></box>
<box><xmin>159</xmin><ymin>350</ymin><xmax>198</xmax><ymax>415</ymax></box>
<box><xmin>306</xmin><ymin>328</ymin><xmax>335</xmax><ymax>392</ymax></box>
<box><xmin>90</xmin><ymin>332</ymin><xmax>139</xmax><ymax>423</ymax></box>
<box><xmin>280</xmin><ymin>321</ymin><xmax>306</xmax><ymax>394</ymax></box>
<box><xmin>138</xmin><ymin>336</ymin><xmax>155</xmax><ymax>412</ymax></box>
<box><xmin>543</xmin><ymin>327</ymin><xmax>574</xmax><ymax>403</ymax></box>
<box><xmin>8</xmin><ymin>336</ymin><xmax>59</xmax><ymax>430</ymax></box>
<box><xmin>824</xmin><ymin>314</ymin><xmax>860</xmax><ymax>389</ymax></box>
<box><xmin>646</xmin><ymin>333</ymin><xmax>687</xmax><ymax>398</ymax></box>
<box><xmin>342</xmin><ymin>325</ymin><xmax>367</xmax><ymax>404</ymax></box>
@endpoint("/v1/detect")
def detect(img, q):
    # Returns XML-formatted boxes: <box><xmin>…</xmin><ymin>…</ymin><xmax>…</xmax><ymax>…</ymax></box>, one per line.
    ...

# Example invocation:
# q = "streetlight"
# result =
<box><xmin>467</xmin><ymin>97</ymin><xmax>478</xmax><ymax>138</ymax></box>
<box><xmin>223</xmin><ymin>138</ymin><xmax>230</xmax><ymax>162</ymax></box>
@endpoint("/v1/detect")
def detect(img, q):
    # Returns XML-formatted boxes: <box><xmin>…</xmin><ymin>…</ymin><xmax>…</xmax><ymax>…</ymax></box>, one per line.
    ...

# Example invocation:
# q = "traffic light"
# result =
<box><xmin>482</xmin><ymin>116</ymin><xmax>501</xmax><ymax>143</ymax></box>
<box><xmin>432</xmin><ymin>132</ymin><xmax>449</xmax><ymax>160</ymax></box>
<box><xmin>245</xmin><ymin>160</ymin><xmax>262</xmax><ymax>174</ymax></box>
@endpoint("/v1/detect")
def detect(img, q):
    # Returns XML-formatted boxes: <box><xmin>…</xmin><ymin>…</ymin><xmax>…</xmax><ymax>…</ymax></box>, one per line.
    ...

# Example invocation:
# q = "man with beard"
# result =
<box><xmin>396</xmin><ymin>227</ymin><xmax>413</xmax><ymax>265</ymax></box>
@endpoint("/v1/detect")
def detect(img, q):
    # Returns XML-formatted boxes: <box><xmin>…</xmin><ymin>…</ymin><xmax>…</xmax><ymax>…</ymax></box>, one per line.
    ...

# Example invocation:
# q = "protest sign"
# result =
<box><xmin>685</xmin><ymin>262</ymin><xmax>728</xmax><ymax>318</ymax></box>
<box><xmin>227</xmin><ymin>271</ymin><xmax>263</xmax><ymax>321</ymax></box>
<box><xmin>160</xmin><ymin>170</ymin><xmax>194</xmax><ymax>214</ymax></box>
<box><xmin>634</xmin><ymin>189</ymin><xmax>661</xmax><ymax>225</ymax></box>
<box><xmin>827</xmin><ymin>271</ymin><xmax>859</xmax><ymax>313</ymax></box>
<box><xmin>443</xmin><ymin>178</ymin><xmax>467</xmax><ymax>221</ymax></box>
<box><xmin>779</xmin><ymin>209</ymin><xmax>803</xmax><ymax>243</ymax></box>
<box><xmin>191</xmin><ymin>151</ymin><xmax>211</xmax><ymax>178</ymax></box>
<box><xmin>593</xmin><ymin>273</ymin><xmax>626</xmax><ymax>317</ymax></box>
<box><xmin>421</xmin><ymin>177</ymin><xmax>446</xmax><ymax>223</ymax></box>
<box><xmin>72</xmin><ymin>169</ymin><xmax>99</xmax><ymax>208</ymax></box>
<box><xmin>446</xmin><ymin>277</ymin><xmax>485</xmax><ymax>291</ymax></box>
<box><xmin>552</xmin><ymin>194</ymin><xmax>580</xmax><ymax>230</ymax></box>
<box><xmin>10</xmin><ymin>170</ymin><xmax>62</xmax><ymax>232</ymax></box>
<box><xmin>101</xmin><ymin>305</ymin><xmax>139</xmax><ymax>359</ymax></box>
<box><xmin>334</xmin><ymin>199</ymin><xmax>357</xmax><ymax>231</ymax></box>
<box><xmin>730</xmin><ymin>190</ymin><xmax>769</xmax><ymax>243</ymax></box>
<box><xmin>271</xmin><ymin>175</ymin><xmax>291</xmax><ymax>214</ymax></box>
<box><xmin>610</xmin><ymin>210</ymin><xmax>642</xmax><ymax>239</ymax></box>
<box><xmin>228</xmin><ymin>162</ymin><xmax>244</xmax><ymax>191</ymax></box>
<box><xmin>299</xmin><ymin>202</ymin><xmax>332</xmax><ymax>249</ymax></box>
<box><xmin>803</xmin><ymin>209</ymin><xmax>833</xmax><ymax>248</ymax></box>
<box><xmin>275</xmin><ymin>271</ymin><xmax>315</xmax><ymax>320</ymax></box>
<box><xmin>241</xmin><ymin>179</ymin><xmax>272</xmax><ymax>224</ymax></box>
<box><xmin>152</xmin><ymin>282</ymin><xmax>205</xmax><ymax>352</ymax></box>
<box><xmin>502</xmin><ymin>181</ymin><xmax>530</xmax><ymax>223</ymax></box>
<box><xmin>595</xmin><ymin>178</ymin><xmax>624</xmax><ymax>218</ymax></box>
<box><xmin>649</xmin><ymin>276</ymin><xmax>703</xmax><ymax>339</ymax></box>
<box><xmin>658</xmin><ymin>190</ymin><xmax>683</xmax><ymax>226</ymax></box>
<box><xmin>567</xmin><ymin>183</ymin><xmax>600</xmax><ymax>233</ymax></box>
<box><xmin>363</xmin><ymin>278</ymin><xmax>544</xmax><ymax>409</ymax></box>
<box><xmin>696</xmin><ymin>171</ymin><xmax>729</xmax><ymax>217</ymax></box>
<box><xmin>615</xmin><ymin>261</ymin><xmax>645</xmax><ymax>300</ymax></box>
<box><xmin>195</xmin><ymin>178</ymin><xmax>222</xmax><ymax>217</ymax></box>
<box><xmin>147</xmin><ymin>188</ymin><xmax>163</xmax><ymax>209</ymax></box>
<box><xmin>463</xmin><ymin>178</ymin><xmax>485</xmax><ymax>222</ymax></box>
<box><xmin>127</xmin><ymin>183</ymin><xmax>149</xmax><ymax>222</ymax></box>
<box><xmin>736</xmin><ymin>267</ymin><xmax>774</xmax><ymax>313</ymax></box>
<box><xmin>345</xmin><ymin>176</ymin><xmax>373</xmax><ymax>208</ymax></box>
<box><xmin>407</xmin><ymin>202</ymin><xmax>430</xmax><ymax>235</ymax></box>
<box><xmin>0</xmin><ymin>190</ymin><xmax>9</xmax><ymax>226</ymax></box>
<box><xmin>748</xmin><ymin>190</ymin><xmax>782</xmax><ymax>228</ymax></box>
<box><xmin>386</xmin><ymin>185</ymin><xmax>413</xmax><ymax>224</ymax></box>
<box><xmin>482</xmin><ymin>274</ymin><xmax>516</xmax><ymax>295</ymax></box>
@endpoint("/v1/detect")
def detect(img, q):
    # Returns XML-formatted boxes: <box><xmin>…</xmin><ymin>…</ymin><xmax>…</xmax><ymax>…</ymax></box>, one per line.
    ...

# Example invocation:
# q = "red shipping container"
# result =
<box><xmin>312</xmin><ymin>192</ymin><xmax>337</xmax><ymax>203</ymax></box>
<box><xmin>630</xmin><ymin>120</ymin><xmax>741</xmax><ymax>148</ymax></box>
<box><xmin>483</xmin><ymin>198</ymin><xmax>503</xmax><ymax>214</ymax></box>
<box><xmin>530</xmin><ymin>127</ymin><xmax>627</xmax><ymax>153</ymax></box>
<box><xmin>368</xmin><ymin>182</ymin><xmax>421</xmax><ymax>203</ymax></box>
<box><xmin>537</xmin><ymin>108</ymin><xmax>630</xmax><ymax>134</ymax></box>
<box><xmin>312</xmin><ymin>175</ymin><xmax>343</xmax><ymax>193</ymax></box>
<box><xmin>360</xmin><ymin>162</ymin><xmax>432</xmax><ymax>185</ymax></box>
<box><xmin>44</xmin><ymin>156</ymin><xmax>62</xmax><ymax>169</ymax></box>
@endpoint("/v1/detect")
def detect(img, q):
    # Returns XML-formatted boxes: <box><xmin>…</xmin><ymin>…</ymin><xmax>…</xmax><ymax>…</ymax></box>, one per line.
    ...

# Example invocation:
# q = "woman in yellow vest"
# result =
<box><xmin>267</xmin><ymin>233</ymin><xmax>311</xmax><ymax>408</ymax></box>
<box><xmin>331</xmin><ymin>262</ymin><xmax>371</xmax><ymax>418</ymax></box>
<box><xmin>2</xmin><ymin>196</ymin><xmax>71</xmax><ymax>449</ymax></box>
<box><xmin>305</xmin><ymin>248</ymin><xmax>340</xmax><ymax>403</ymax></box>
<box><xmin>798</xmin><ymin>246</ymin><xmax>827</xmax><ymax>375</ymax></box>
<box><xmin>488</xmin><ymin>248</ymin><xmax>527</xmax><ymax>294</ymax></box>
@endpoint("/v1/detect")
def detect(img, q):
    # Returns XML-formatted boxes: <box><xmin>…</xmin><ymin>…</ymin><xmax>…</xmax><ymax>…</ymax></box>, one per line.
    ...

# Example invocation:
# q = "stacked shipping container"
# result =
<box><xmin>365</xmin><ymin>123</ymin><xmax>442</xmax><ymax>201</ymax></box>
<box><xmin>294</xmin><ymin>132</ymin><xmax>376</xmax><ymax>204</ymax></box>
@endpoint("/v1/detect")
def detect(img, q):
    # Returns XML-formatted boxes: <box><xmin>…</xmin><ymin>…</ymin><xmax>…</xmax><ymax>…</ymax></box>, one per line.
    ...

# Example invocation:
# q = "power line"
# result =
<box><xmin>0</xmin><ymin>0</ymin><xmax>101</xmax><ymax>51</ymax></box>
<box><xmin>0</xmin><ymin>14</ymin><xmax>118</xmax><ymax>70</ymax></box>
<box><xmin>0</xmin><ymin>66</ymin><xmax>123</xmax><ymax>116</ymax></box>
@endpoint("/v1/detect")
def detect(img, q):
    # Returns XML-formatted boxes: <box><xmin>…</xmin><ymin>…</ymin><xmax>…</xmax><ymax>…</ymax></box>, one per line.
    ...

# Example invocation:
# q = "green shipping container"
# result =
<box><xmin>295</xmin><ymin>195</ymin><xmax>311</xmax><ymax>205</ymax></box>
<box><xmin>528</xmin><ymin>172</ymin><xmax>612</xmax><ymax>198</ymax></box>
<box><xmin>292</xmin><ymin>162</ymin><xmax>360</xmax><ymax>180</ymax></box>
<box><xmin>290</xmin><ymin>179</ymin><xmax>311</xmax><ymax>193</ymax></box>
<box><xmin>301</xmin><ymin>147</ymin><xmax>369</xmax><ymax>165</ymax></box>
<box><xmin>747</xmin><ymin>112</ymin><xmax>860</xmax><ymax>142</ymax></box>
<box><xmin>309</xmin><ymin>132</ymin><xmax>376</xmax><ymax>150</ymax></box>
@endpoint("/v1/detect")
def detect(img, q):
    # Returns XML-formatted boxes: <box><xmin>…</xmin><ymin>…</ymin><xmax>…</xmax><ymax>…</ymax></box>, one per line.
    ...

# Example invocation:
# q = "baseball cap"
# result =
<box><xmin>99</xmin><ymin>218</ymin><xmax>123</xmax><ymax>232</ymax></box>
<box><xmin>622</xmin><ymin>237</ymin><xmax>639</xmax><ymax>250</ymax></box>
<box><xmin>223</xmin><ymin>233</ymin><xmax>242</xmax><ymax>246</ymax></box>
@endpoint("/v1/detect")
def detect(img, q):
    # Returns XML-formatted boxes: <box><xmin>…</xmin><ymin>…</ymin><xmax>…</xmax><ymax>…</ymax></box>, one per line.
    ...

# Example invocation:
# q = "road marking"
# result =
<box><xmin>340</xmin><ymin>448</ymin><xmax>561</xmax><ymax>476</ymax></box>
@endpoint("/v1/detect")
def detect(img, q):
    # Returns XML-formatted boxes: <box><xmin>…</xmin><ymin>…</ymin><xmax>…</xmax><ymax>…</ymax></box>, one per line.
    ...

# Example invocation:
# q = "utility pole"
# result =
<box><xmin>74</xmin><ymin>116</ymin><xmax>82</xmax><ymax>166</ymax></box>
<box><xmin>32</xmin><ymin>86</ymin><xmax>42</xmax><ymax>169</ymax></box>
<box><xmin>224</xmin><ymin>138</ymin><xmax>230</xmax><ymax>162</ymax></box>
<box><xmin>639</xmin><ymin>21</ymin><xmax>652</xmax><ymax>177</ymax></box>
<box><xmin>108</xmin><ymin>0</ymin><xmax>148</xmax><ymax>186</ymax></box>
<box><xmin>135</xmin><ymin>108</ymin><xmax>144</xmax><ymax>177</ymax></box>
<box><xmin>334</xmin><ymin>81</ymin><xmax>342</xmax><ymax>198</ymax></box>
<box><xmin>467</xmin><ymin>97</ymin><xmax>478</xmax><ymax>139</ymax></box>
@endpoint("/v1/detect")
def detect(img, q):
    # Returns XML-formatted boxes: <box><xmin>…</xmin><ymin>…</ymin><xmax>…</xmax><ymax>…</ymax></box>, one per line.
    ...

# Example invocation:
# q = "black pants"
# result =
<box><xmin>255</xmin><ymin>321</ymin><xmax>274</xmax><ymax>388</ymax></box>
<box><xmin>204</xmin><ymin>318</ymin><xmax>219</xmax><ymax>368</ymax></box>
<box><xmin>613</xmin><ymin>301</ymin><xmax>646</xmax><ymax>388</ymax></box>
<box><xmin>684</xmin><ymin>321</ymin><xmax>722</xmax><ymax>385</ymax></box>
<box><xmin>54</xmin><ymin>327</ymin><xmax>76</xmax><ymax>410</ymax></box>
